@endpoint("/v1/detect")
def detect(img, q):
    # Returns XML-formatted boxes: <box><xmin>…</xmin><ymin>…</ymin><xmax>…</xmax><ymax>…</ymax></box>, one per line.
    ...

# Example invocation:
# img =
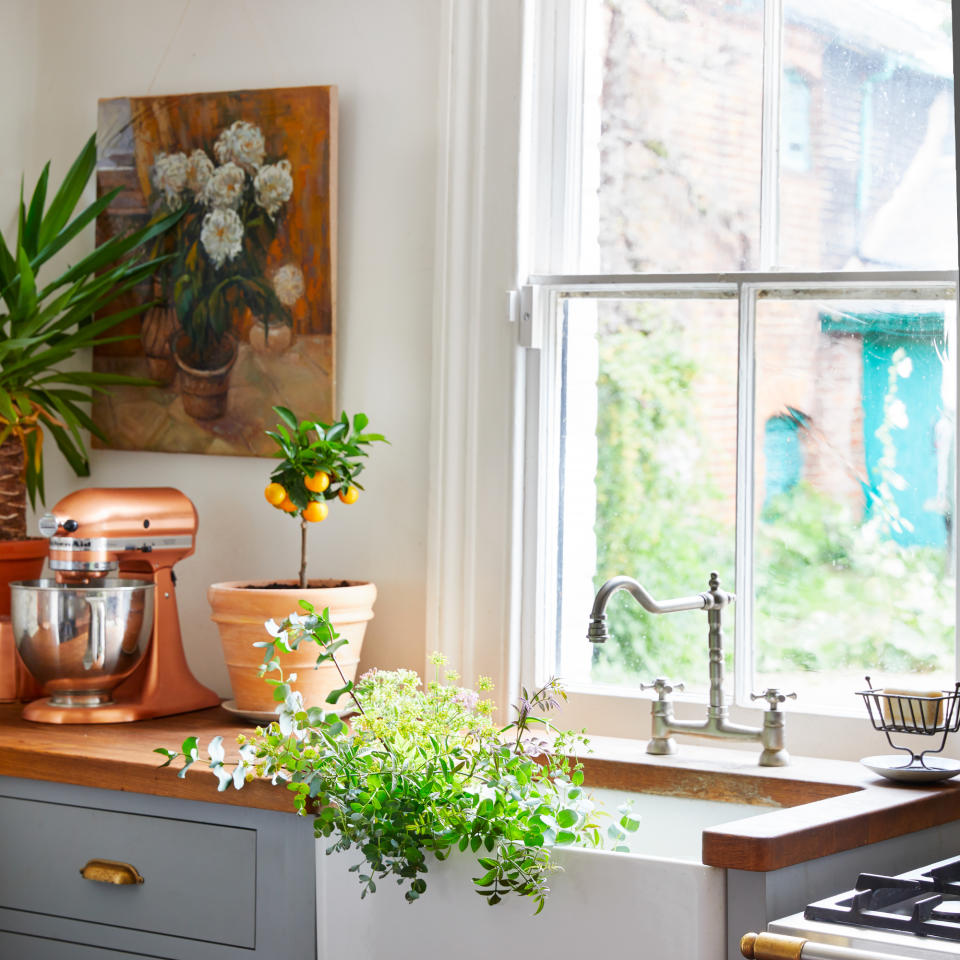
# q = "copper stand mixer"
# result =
<box><xmin>10</xmin><ymin>487</ymin><xmax>220</xmax><ymax>723</ymax></box>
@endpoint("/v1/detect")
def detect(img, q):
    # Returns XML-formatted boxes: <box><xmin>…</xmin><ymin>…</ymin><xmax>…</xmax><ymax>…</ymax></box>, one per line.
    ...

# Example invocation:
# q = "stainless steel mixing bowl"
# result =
<box><xmin>10</xmin><ymin>579</ymin><xmax>155</xmax><ymax>707</ymax></box>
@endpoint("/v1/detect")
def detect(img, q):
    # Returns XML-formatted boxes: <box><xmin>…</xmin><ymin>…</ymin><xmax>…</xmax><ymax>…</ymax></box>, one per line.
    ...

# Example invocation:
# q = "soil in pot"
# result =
<box><xmin>209</xmin><ymin>579</ymin><xmax>376</xmax><ymax>713</ymax></box>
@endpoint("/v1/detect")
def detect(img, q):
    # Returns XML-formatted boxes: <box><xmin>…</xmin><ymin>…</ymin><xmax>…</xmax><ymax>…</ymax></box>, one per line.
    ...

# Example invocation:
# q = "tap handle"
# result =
<box><xmin>640</xmin><ymin>677</ymin><xmax>685</xmax><ymax>700</ymax></box>
<box><xmin>750</xmin><ymin>688</ymin><xmax>797</xmax><ymax>711</ymax></box>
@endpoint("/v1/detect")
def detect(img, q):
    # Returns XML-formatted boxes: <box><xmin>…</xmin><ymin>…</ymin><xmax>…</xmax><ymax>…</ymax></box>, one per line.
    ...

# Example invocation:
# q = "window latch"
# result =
<box><xmin>511</xmin><ymin>285</ymin><xmax>540</xmax><ymax>349</ymax></box>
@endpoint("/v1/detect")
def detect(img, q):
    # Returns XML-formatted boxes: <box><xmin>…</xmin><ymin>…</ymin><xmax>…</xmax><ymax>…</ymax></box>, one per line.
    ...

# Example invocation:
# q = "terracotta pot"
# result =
<box><xmin>0</xmin><ymin>538</ymin><xmax>47</xmax><ymax>617</ymax></box>
<box><xmin>140</xmin><ymin>278</ymin><xmax>180</xmax><ymax>386</ymax></box>
<box><xmin>208</xmin><ymin>579</ymin><xmax>377</xmax><ymax>713</ymax></box>
<box><xmin>173</xmin><ymin>335</ymin><xmax>238</xmax><ymax>421</ymax></box>
<box><xmin>0</xmin><ymin>616</ymin><xmax>42</xmax><ymax>702</ymax></box>
<box><xmin>248</xmin><ymin>318</ymin><xmax>294</xmax><ymax>355</ymax></box>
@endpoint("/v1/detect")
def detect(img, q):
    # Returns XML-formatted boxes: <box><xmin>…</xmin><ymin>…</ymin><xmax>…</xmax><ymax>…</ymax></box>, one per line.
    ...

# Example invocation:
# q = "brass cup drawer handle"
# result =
<box><xmin>79</xmin><ymin>859</ymin><xmax>144</xmax><ymax>885</ymax></box>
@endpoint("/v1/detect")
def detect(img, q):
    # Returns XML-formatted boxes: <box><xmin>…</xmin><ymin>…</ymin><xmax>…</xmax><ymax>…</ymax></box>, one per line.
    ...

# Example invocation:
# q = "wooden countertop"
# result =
<box><xmin>0</xmin><ymin>703</ymin><xmax>292</xmax><ymax>813</ymax></box>
<box><xmin>0</xmin><ymin>703</ymin><xmax>957</xmax><ymax>873</ymax></box>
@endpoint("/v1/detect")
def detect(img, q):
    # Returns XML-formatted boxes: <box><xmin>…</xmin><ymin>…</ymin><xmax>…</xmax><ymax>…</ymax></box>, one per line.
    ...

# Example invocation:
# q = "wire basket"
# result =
<box><xmin>857</xmin><ymin>677</ymin><xmax>960</xmax><ymax>767</ymax></box>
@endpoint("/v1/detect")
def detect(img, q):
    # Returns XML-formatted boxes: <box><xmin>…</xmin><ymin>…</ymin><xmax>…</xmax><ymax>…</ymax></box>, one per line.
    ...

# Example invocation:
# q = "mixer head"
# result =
<box><xmin>39</xmin><ymin>487</ymin><xmax>198</xmax><ymax>576</ymax></box>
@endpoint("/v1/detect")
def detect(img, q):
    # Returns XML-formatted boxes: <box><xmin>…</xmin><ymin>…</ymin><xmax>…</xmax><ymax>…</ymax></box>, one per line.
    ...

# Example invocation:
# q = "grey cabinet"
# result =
<box><xmin>0</xmin><ymin>776</ymin><xmax>316</xmax><ymax>959</ymax></box>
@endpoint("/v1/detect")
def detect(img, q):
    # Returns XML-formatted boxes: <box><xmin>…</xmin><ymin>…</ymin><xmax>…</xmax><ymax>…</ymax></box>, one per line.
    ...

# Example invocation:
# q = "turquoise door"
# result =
<box><xmin>861</xmin><ymin>329</ymin><xmax>947</xmax><ymax>547</ymax></box>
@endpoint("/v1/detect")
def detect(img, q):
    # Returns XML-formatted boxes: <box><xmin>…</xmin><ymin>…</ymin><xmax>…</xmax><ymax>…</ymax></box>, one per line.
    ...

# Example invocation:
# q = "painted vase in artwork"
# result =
<box><xmin>140</xmin><ymin>277</ymin><xmax>180</xmax><ymax>386</ymax></box>
<box><xmin>173</xmin><ymin>333</ymin><xmax>238</xmax><ymax>421</ymax></box>
<box><xmin>248</xmin><ymin>317</ymin><xmax>293</xmax><ymax>354</ymax></box>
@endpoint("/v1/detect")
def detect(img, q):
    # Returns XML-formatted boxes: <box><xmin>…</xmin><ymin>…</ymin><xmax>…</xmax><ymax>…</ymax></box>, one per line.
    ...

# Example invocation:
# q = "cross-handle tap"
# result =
<box><xmin>750</xmin><ymin>688</ymin><xmax>797</xmax><ymax>712</ymax></box>
<box><xmin>585</xmin><ymin>570</ymin><xmax>789</xmax><ymax>765</ymax></box>
<box><xmin>639</xmin><ymin>677</ymin><xmax>685</xmax><ymax>701</ymax></box>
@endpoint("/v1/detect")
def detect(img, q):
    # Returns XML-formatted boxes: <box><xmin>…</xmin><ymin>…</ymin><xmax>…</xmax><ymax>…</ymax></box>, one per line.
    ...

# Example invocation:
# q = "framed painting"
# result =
<box><xmin>92</xmin><ymin>85</ymin><xmax>337</xmax><ymax>456</ymax></box>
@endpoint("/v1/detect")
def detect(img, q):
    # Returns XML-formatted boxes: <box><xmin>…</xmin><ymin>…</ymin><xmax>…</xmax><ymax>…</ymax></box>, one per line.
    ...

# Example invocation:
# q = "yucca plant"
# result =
<box><xmin>0</xmin><ymin>135</ymin><xmax>182</xmax><ymax>540</ymax></box>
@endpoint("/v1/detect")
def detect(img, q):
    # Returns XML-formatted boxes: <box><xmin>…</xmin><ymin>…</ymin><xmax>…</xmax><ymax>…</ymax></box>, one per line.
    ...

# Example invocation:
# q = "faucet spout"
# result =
<box><xmin>587</xmin><ymin>575</ymin><xmax>720</xmax><ymax>643</ymax></box>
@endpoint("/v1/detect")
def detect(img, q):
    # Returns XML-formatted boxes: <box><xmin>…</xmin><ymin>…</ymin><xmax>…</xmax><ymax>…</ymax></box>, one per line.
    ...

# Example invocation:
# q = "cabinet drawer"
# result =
<box><xmin>0</xmin><ymin>794</ymin><xmax>256</xmax><ymax>948</ymax></box>
<box><xmin>0</xmin><ymin>930</ymin><xmax>151</xmax><ymax>959</ymax></box>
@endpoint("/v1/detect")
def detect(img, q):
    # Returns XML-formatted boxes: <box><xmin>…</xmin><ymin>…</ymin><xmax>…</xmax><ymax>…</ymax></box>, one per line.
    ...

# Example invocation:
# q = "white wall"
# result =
<box><xmin>2</xmin><ymin>0</ymin><xmax>444</xmax><ymax>694</ymax></box>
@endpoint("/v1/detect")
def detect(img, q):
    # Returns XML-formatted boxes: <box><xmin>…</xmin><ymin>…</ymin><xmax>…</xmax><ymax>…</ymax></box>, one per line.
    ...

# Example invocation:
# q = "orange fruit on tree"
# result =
<box><xmin>338</xmin><ymin>485</ymin><xmax>359</xmax><ymax>505</ymax></box>
<box><xmin>264</xmin><ymin>482</ymin><xmax>287</xmax><ymax>506</ymax></box>
<box><xmin>302</xmin><ymin>499</ymin><xmax>329</xmax><ymax>523</ymax></box>
<box><xmin>279</xmin><ymin>496</ymin><xmax>298</xmax><ymax>513</ymax></box>
<box><xmin>305</xmin><ymin>470</ymin><xmax>331</xmax><ymax>493</ymax></box>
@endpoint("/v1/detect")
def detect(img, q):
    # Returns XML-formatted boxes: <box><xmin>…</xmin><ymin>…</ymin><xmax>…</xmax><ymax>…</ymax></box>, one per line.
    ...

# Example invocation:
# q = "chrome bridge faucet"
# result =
<box><xmin>587</xmin><ymin>571</ymin><xmax>795</xmax><ymax>766</ymax></box>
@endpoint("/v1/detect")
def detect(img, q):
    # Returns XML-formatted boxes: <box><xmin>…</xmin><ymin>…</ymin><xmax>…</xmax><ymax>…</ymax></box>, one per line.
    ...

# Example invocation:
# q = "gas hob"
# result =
<box><xmin>768</xmin><ymin>856</ymin><xmax>960</xmax><ymax>959</ymax></box>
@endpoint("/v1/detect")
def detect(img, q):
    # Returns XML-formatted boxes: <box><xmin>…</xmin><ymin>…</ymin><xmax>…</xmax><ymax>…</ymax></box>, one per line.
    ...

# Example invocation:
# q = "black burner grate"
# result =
<box><xmin>806</xmin><ymin>856</ymin><xmax>960</xmax><ymax>942</ymax></box>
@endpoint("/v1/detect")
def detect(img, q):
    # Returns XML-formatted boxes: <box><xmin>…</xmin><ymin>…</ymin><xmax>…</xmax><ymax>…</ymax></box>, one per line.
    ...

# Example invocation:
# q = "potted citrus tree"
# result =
<box><xmin>209</xmin><ymin>406</ymin><xmax>386</xmax><ymax>714</ymax></box>
<box><xmin>0</xmin><ymin>134</ymin><xmax>180</xmax><ymax>613</ymax></box>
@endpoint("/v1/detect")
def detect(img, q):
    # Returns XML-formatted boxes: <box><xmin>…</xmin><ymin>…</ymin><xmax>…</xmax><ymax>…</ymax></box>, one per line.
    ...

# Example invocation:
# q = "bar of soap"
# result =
<box><xmin>882</xmin><ymin>688</ymin><xmax>944</xmax><ymax>728</ymax></box>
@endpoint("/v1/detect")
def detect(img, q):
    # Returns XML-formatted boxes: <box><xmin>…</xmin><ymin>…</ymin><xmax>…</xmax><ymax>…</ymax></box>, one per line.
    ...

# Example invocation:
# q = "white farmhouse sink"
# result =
<box><xmin>315</xmin><ymin>785</ymin><xmax>775</xmax><ymax>960</ymax></box>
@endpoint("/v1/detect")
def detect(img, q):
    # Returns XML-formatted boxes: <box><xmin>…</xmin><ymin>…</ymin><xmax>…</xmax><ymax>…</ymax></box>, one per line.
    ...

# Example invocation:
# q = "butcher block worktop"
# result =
<box><xmin>0</xmin><ymin>702</ymin><xmax>956</xmax><ymax>872</ymax></box>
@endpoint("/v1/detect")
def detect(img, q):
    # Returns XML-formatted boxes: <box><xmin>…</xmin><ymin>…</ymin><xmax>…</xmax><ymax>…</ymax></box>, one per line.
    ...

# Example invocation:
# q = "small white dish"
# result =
<box><xmin>860</xmin><ymin>754</ymin><xmax>960</xmax><ymax>783</ymax></box>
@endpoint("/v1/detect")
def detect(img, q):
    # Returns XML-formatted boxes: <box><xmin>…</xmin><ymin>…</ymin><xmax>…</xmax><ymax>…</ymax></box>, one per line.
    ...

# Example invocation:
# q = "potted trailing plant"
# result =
<box><xmin>148</xmin><ymin>121</ymin><xmax>299</xmax><ymax>420</ymax></box>
<box><xmin>208</xmin><ymin>406</ymin><xmax>386</xmax><ymax>712</ymax></box>
<box><xmin>158</xmin><ymin>607</ymin><xmax>638</xmax><ymax>911</ymax></box>
<box><xmin>0</xmin><ymin>134</ymin><xmax>180</xmax><ymax>613</ymax></box>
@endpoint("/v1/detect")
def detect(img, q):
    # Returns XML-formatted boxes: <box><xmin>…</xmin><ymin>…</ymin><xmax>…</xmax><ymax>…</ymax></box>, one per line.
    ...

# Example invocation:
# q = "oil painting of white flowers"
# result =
<box><xmin>92</xmin><ymin>86</ymin><xmax>337</xmax><ymax>456</ymax></box>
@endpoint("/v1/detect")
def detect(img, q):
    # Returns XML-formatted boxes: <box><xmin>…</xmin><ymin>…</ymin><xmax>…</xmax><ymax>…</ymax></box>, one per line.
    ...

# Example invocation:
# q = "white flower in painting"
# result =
<box><xmin>185</xmin><ymin>149</ymin><xmax>214</xmax><ymax>194</ymax></box>
<box><xmin>254</xmin><ymin>159</ymin><xmax>293</xmax><ymax>217</ymax></box>
<box><xmin>214</xmin><ymin>120</ymin><xmax>266</xmax><ymax>172</ymax></box>
<box><xmin>200</xmin><ymin>208</ymin><xmax>244</xmax><ymax>268</ymax></box>
<box><xmin>151</xmin><ymin>151</ymin><xmax>189</xmax><ymax>209</ymax></box>
<box><xmin>201</xmin><ymin>161</ymin><xmax>246</xmax><ymax>210</ymax></box>
<box><xmin>273</xmin><ymin>264</ymin><xmax>305</xmax><ymax>306</ymax></box>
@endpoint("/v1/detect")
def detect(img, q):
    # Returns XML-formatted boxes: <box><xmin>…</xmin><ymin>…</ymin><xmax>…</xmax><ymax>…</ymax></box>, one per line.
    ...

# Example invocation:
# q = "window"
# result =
<box><xmin>517</xmin><ymin>0</ymin><xmax>957</xmax><ymax>730</ymax></box>
<box><xmin>781</xmin><ymin>69</ymin><xmax>812</xmax><ymax>173</ymax></box>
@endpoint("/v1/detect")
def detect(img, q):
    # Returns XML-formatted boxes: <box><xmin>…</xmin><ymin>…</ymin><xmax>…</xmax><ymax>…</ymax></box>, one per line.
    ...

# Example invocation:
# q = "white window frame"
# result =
<box><xmin>507</xmin><ymin>0</ymin><xmax>960</xmax><ymax>754</ymax></box>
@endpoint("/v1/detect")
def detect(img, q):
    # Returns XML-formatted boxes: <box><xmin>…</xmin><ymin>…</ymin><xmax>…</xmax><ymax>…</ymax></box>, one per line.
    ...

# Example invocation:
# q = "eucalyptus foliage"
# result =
<box><xmin>0</xmin><ymin>134</ymin><xmax>182</xmax><ymax>509</ymax></box>
<box><xmin>158</xmin><ymin>602</ymin><xmax>638</xmax><ymax>912</ymax></box>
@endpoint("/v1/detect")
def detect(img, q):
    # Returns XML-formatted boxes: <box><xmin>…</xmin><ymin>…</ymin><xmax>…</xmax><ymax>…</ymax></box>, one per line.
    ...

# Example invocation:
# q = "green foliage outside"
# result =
<box><xmin>756</xmin><ymin>484</ymin><xmax>952</xmax><ymax>675</ymax></box>
<box><xmin>591</xmin><ymin>309</ymin><xmax>733</xmax><ymax>686</ymax></box>
<box><xmin>591</xmin><ymin>310</ymin><xmax>953</xmax><ymax>687</ymax></box>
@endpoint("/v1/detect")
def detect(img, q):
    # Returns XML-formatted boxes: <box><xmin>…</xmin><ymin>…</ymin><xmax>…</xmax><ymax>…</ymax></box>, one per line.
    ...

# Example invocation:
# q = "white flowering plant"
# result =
<box><xmin>156</xmin><ymin>602</ymin><xmax>640</xmax><ymax>913</ymax></box>
<box><xmin>149</xmin><ymin>121</ymin><xmax>301</xmax><ymax>366</ymax></box>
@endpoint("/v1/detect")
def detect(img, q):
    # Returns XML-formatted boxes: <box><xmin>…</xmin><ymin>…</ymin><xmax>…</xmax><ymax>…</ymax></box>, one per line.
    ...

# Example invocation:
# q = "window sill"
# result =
<box><xmin>555</xmin><ymin>688</ymin><xmax>906</xmax><ymax>761</ymax></box>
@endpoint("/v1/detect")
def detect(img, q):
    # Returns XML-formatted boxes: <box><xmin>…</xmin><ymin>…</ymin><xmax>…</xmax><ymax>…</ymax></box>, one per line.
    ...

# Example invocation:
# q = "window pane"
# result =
<box><xmin>779</xmin><ymin>0</ymin><xmax>956</xmax><ymax>270</ymax></box>
<box><xmin>590</xmin><ymin>1</ymin><xmax>763</xmax><ymax>272</ymax></box>
<box><xmin>754</xmin><ymin>298</ymin><xmax>957</xmax><ymax>708</ymax></box>
<box><xmin>557</xmin><ymin>298</ymin><xmax>739</xmax><ymax>693</ymax></box>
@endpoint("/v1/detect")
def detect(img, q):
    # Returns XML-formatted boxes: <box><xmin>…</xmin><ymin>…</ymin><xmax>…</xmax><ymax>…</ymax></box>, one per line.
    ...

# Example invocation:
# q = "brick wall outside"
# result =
<box><xmin>597</xmin><ymin>0</ymin><xmax>953</xmax><ymax>520</ymax></box>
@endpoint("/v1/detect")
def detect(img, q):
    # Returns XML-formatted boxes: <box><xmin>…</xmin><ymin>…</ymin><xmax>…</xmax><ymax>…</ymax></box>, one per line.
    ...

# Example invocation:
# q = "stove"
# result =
<box><xmin>766</xmin><ymin>857</ymin><xmax>960</xmax><ymax>959</ymax></box>
<box><xmin>806</xmin><ymin>856</ymin><xmax>960</xmax><ymax>942</ymax></box>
